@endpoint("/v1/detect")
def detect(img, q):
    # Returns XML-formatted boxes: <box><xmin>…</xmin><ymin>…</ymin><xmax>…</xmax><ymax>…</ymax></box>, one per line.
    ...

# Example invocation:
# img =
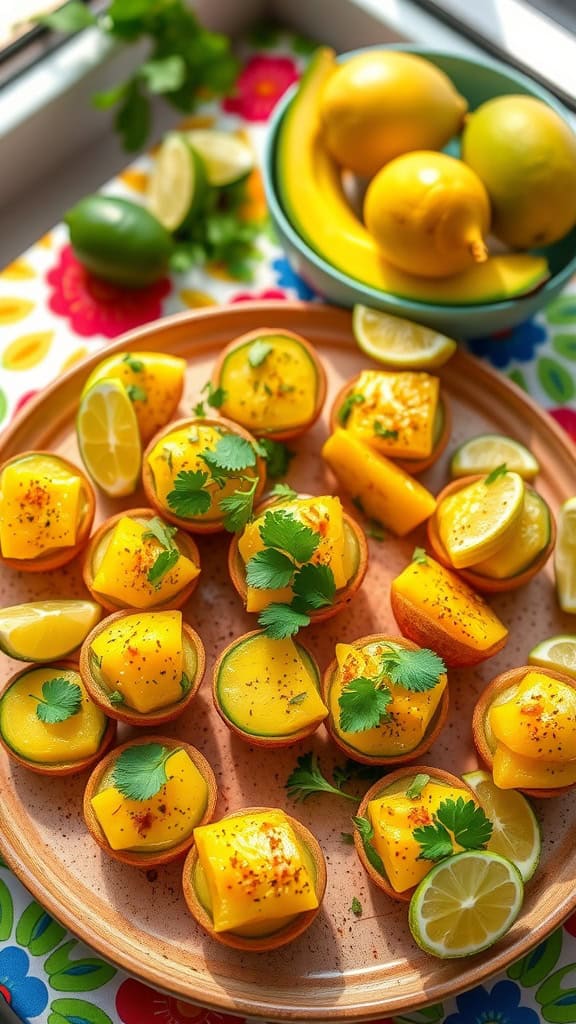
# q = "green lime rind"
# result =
<box><xmin>450</xmin><ymin>433</ymin><xmax>540</xmax><ymax>480</ymax></box>
<box><xmin>148</xmin><ymin>133</ymin><xmax>208</xmax><ymax>233</ymax></box>
<box><xmin>184</xmin><ymin>130</ymin><xmax>254</xmax><ymax>187</ymax></box>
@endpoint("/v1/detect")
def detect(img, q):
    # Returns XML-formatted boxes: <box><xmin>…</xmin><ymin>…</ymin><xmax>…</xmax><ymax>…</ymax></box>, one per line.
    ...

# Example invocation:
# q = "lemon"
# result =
<box><xmin>364</xmin><ymin>151</ymin><xmax>490</xmax><ymax>279</ymax></box>
<box><xmin>554</xmin><ymin>496</ymin><xmax>576</xmax><ymax>613</ymax></box>
<box><xmin>529</xmin><ymin>635</ymin><xmax>576</xmax><ymax>678</ymax></box>
<box><xmin>450</xmin><ymin>434</ymin><xmax>540</xmax><ymax>481</ymax></box>
<box><xmin>352</xmin><ymin>305</ymin><xmax>457</xmax><ymax>369</ymax></box>
<box><xmin>76</xmin><ymin>378</ymin><xmax>141</xmax><ymax>497</ymax></box>
<box><xmin>409</xmin><ymin>850</ymin><xmax>524</xmax><ymax>958</ymax></box>
<box><xmin>184</xmin><ymin>130</ymin><xmax>254</xmax><ymax>186</ymax></box>
<box><xmin>472</xmin><ymin>489</ymin><xmax>551</xmax><ymax>579</ymax></box>
<box><xmin>462</xmin><ymin>770</ymin><xmax>541</xmax><ymax>882</ymax></box>
<box><xmin>438</xmin><ymin>470</ymin><xmax>525</xmax><ymax>569</ymax></box>
<box><xmin>0</xmin><ymin>600</ymin><xmax>102</xmax><ymax>662</ymax></box>
<box><xmin>148</xmin><ymin>133</ymin><xmax>207</xmax><ymax>232</ymax></box>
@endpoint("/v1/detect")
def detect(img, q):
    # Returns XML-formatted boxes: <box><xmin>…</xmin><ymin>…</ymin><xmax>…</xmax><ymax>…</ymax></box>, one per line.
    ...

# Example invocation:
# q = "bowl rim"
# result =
<box><xmin>262</xmin><ymin>44</ymin><xmax>576</xmax><ymax>317</ymax></box>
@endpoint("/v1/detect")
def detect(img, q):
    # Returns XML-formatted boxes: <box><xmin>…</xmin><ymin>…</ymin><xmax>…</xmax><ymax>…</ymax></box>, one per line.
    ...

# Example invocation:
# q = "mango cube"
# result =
<box><xmin>0</xmin><ymin>459</ymin><xmax>81</xmax><ymax>559</ymax></box>
<box><xmin>90</xmin><ymin>611</ymin><xmax>184</xmax><ymax>713</ymax></box>
<box><xmin>345</xmin><ymin>369</ymin><xmax>439</xmax><ymax>459</ymax></box>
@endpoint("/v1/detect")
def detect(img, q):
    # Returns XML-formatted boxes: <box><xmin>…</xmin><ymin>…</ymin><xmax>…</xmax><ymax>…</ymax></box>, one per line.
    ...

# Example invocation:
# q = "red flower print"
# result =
<box><xmin>12</xmin><ymin>390</ymin><xmax>39</xmax><ymax>417</ymax></box>
<box><xmin>46</xmin><ymin>246</ymin><xmax>171</xmax><ymax>339</ymax></box>
<box><xmin>116</xmin><ymin>978</ymin><xmax>246</xmax><ymax>1024</ymax></box>
<box><xmin>564</xmin><ymin>910</ymin><xmax>576</xmax><ymax>937</ymax></box>
<box><xmin>231</xmin><ymin>289</ymin><xmax>287</xmax><ymax>303</ymax></box>
<box><xmin>549</xmin><ymin>406</ymin><xmax>576</xmax><ymax>444</ymax></box>
<box><xmin>223</xmin><ymin>56</ymin><xmax>299</xmax><ymax>122</ymax></box>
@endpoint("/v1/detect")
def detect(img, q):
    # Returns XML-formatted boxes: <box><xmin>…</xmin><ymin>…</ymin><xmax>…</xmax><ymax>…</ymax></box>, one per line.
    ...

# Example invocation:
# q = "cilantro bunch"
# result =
<box><xmin>246</xmin><ymin>508</ymin><xmax>336</xmax><ymax>639</ymax></box>
<box><xmin>170</xmin><ymin>180</ymin><xmax>263</xmax><ymax>283</ymax></box>
<box><xmin>338</xmin><ymin>643</ymin><xmax>446</xmax><ymax>733</ymax></box>
<box><xmin>166</xmin><ymin>431</ymin><xmax>259</xmax><ymax>532</ymax></box>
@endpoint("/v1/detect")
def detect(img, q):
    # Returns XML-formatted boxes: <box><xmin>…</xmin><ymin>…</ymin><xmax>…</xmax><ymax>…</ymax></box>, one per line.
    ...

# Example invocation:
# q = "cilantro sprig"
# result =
<box><xmin>143</xmin><ymin>516</ymin><xmax>181</xmax><ymax>587</ymax></box>
<box><xmin>166</xmin><ymin>432</ymin><xmax>259</xmax><ymax>532</ymax></box>
<box><xmin>192</xmin><ymin>381</ymin><xmax>228</xmax><ymax>418</ymax></box>
<box><xmin>353</xmin><ymin>816</ymin><xmax>385</xmax><ymax>875</ymax></box>
<box><xmin>485</xmin><ymin>463</ymin><xmax>509</xmax><ymax>485</ymax></box>
<box><xmin>338</xmin><ymin>643</ymin><xmax>446</xmax><ymax>734</ymax></box>
<box><xmin>111</xmin><ymin>743</ymin><xmax>177</xmax><ymax>801</ymax></box>
<box><xmin>414</xmin><ymin>797</ymin><xmax>493</xmax><ymax>862</ymax></box>
<box><xmin>31</xmin><ymin>677</ymin><xmax>82</xmax><ymax>724</ymax></box>
<box><xmin>338</xmin><ymin>391</ymin><xmax>364</xmax><ymax>426</ymax></box>
<box><xmin>246</xmin><ymin>509</ymin><xmax>336</xmax><ymax>638</ymax></box>
<box><xmin>285</xmin><ymin>752</ymin><xmax>358</xmax><ymax>803</ymax></box>
<box><xmin>255</xmin><ymin>438</ymin><xmax>293</xmax><ymax>479</ymax></box>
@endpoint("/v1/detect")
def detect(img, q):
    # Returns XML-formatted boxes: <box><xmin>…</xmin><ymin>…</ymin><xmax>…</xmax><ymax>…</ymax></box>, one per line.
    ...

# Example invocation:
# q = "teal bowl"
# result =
<box><xmin>263</xmin><ymin>46</ymin><xmax>576</xmax><ymax>339</ymax></box>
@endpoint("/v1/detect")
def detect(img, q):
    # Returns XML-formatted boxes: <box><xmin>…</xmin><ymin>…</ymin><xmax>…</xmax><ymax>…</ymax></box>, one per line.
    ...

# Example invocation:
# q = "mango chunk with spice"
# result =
<box><xmin>217</xmin><ymin>333</ymin><xmax>320</xmax><ymax>433</ymax></box>
<box><xmin>489</xmin><ymin>672</ymin><xmax>576</xmax><ymax>789</ymax></box>
<box><xmin>0</xmin><ymin>666</ymin><xmax>107</xmax><ymax>764</ymax></box>
<box><xmin>368</xmin><ymin>780</ymin><xmax>472</xmax><ymax>893</ymax></box>
<box><xmin>0</xmin><ymin>456</ymin><xmax>82</xmax><ymax>559</ymax></box>
<box><xmin>83</xmin><ymin>352</ymin><xmax>186</xmax><ymax>444</ymax></box>
<box><xmin>329</xmin><ymin>642</ymin><xmax>446</xmax><ymax>757</ymax></box>
<box><xmin>90</xmin><ymin>611</ymin><xmax>184</xmax><ymax>713</ymax></box>
<box><xmin>238</xmin><ymin>495</ymin><xmax>353</xmax><ymax>612</ymax></box>
<box><xmin>343</xmin><ymin>369</ymin><xmax>440</xmax><ymax>459</ymax></box>
<box><xmin>216</xmin><ymin>635</ymin><xmax>327</xmax><ymax>737</ymax></box>
<box><xmin>322</xmin><ymin>429</ymin><xmax>436</xmax><ymax>536</ymax></box>
<box><xmin>91</xmin><ymin>749</ymin><xmax>208</xmax><ymax>852</ymax></box>
<box><xmin>193</xmin><ymin>810</ymin><xmax>318</xmax><ymax>933</ymax></box>
<box><xmin>90</xmin><ymin>517</ymin><xmax>199</xmax><ymax>609</ymax></box>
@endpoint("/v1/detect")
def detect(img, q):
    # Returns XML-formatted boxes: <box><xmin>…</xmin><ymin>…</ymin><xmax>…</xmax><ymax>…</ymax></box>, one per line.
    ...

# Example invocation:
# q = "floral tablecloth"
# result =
<box><xmin>1</xmin><ymin>24</ymin><xmax>576</xmax><ymax>1024</ymax></box>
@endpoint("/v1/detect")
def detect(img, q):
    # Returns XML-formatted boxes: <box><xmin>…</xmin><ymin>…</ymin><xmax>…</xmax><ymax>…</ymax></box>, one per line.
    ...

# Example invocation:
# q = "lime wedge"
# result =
<box><xmin>352</xmin><ymin>304</ymin><xmax>457</xmax><ymax>369</ymax></box>
<box><xmin>554</xmin><ymin>496</ymin><xmax>576</xmax><ymax>613</ymax></box>
<box><xmin>462</xmin><ymin>769</ymin><xmax>541</xmax><ymax>882</ymax></box>
<box><xmin>77</xmin><ymin>378</ymin><xmax>141</xmax><ymax>497</ymax></box>
<box><xmin>184</xmin><ymin>130</ymin><xmax>254</xmax><ymax>186</ymax></box>
<box><xmin>0</xmin><ymin>600</ymin><xmax>102</xmax><ymax>662</ymax></box>
<box><xmin>438</xmin><ymin>470</ymin><xmax>525</xmax><ymax>568</ymax></box>
<box><xmin>409</xmin><ymin>850</ymin><xmax>524</xmax><ymax>958</ymax></box>
<box><xmin>529</xmin><ymin>635</ymin><xmax>576</xmax><ymax>678</ymax></box>
<box><xmin>148</xmin><ymin>133</ymin><xmax>207</xmax><ymax>232</ymax></box>
<box><xmin>450</xmin><ymin>434</ymin><xmax>540</xmax><ymax>480</ymax></box>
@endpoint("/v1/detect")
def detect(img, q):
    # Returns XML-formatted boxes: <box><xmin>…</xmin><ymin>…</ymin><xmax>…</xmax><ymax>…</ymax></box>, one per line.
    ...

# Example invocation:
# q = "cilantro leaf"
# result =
<box><xmin>109</xmin><ymin>690</ymin><xmax>124</xmax><ymax>706</ymax></box>
<box><xmin>353</xmin><ymin>815</ymin><xmax>385</xmax><ymax>874</ymax></box>
<box><xmin>202</xmin><ymin>434</ymin><xmax>256</xmax><ymax>474</ymax></box>
<box><xmin>122</xmin><ymin>353</ymin><xmax>144</xmax><ymax>373</ymax></box>
<box><xmin>192</xmin><ymin>400</ymin><xmax>206</xmax><ymax>417</ymax></box>
<box><xmin>292</xmin><ymin>563</ymin><xmax>336</xmax><ymax>609</ymax></box>
<box><xmin>33</xmin><ymin>678</ymin><xmax>82</xmax><ymax>724</ymax></box>
<box><xmin>412</xmin><ymin>547</ymin><xmax>428</xmax><ymax>564</ymax></box>
<box><xmin>147</xmin><ymin>547</ymin><xmax>180</xmax><ymax>587</ymax></box>
<box><xmin>258</xmin><ymin>602</ymin><xmax>310</xmax><ymax>639</ymax></box>
<box><xmin>351</xmin><ymin>896</ymin><xmax>363</xmax><ymax>916</ymax></box>
<box><xmin>373</xmin><ymin>422</ymin><xmax>399</xmax><ymax>440</ymax></box>
<box><xmin>38</xmin><ymin>1</ymin><xmax>97</xmax><ymax>31</ymax></box>
<box><xmin>337</xmin><ymin>391</ymin><xmax>364</xmax><ymax>426</ymax></box>
<box><xmin>255</xmin><ymin>438</ymin><xmax>293</xmax><ymax>479</ymax></box>
<box><xmin>406</xmin><ymin>773</ymin><xmax>431</xmax><ymax>800</ymax></box>
<box><xmin>339</xmin><ymin>678</ymin><xmax>393</xmax><ymax>733</ymax></box>
<box><xmin>341</xmin><ymin>832</ymin><xmax>354</xmax><ymax>845</ymax></box>
<box><xmin>142</xmin><ymin>517</ymin><xmax>178</xmax><ymax>550</ymax></box>
<box><xmin>111</xmin><ymin>743</ymin><xmax>175</xmax><ymax>801</ymax></box>
<box><xmin>246</xmin><ymin>549</ymin><xmax>295</xmax><ymax>589</ymax></box>
<box><xmin>436</xmin><ymin>797</ymin><xmax>493</xmax><ymax>850</ymax></box>
<box><xmin>366</xmin><ymin>520</ymin><xmax>386</xmax><ymax>541</ymax></box>
<box><xmin>219</xmin><ymin>482</ymin><xmax>257</xmax><ymax>533</ymax></box>
<box><xmin>289</xmin><ymin>691</ymin><xmax>307</xmax><ymax>706</ymax></box>
<box><xmin>166</xmin><ymin>470</ymin><xmax>211</xmax><ymax>518</ymax></box>
<box><xmin>380</xmin><ymin>645</ymin><xmax>445</xmax><ymax>693</ymax></box>
<box><xmin>485</xmin><ymin>463</ymin><xmax>508</xmax><ymax>485</ymax></box>
<box><xmin>202</xmin><ymin>380</ymin><xmax>227</xmax><ymax>409</ymax></box>
<box><xmin>126</xmin><ymin>384</ymin><xmax>147</xmax><ymax>403</ymax></box>
<box><xmin>414</xmin><ymin>820</ymin><xmax>454</xmax><ymax>862</ymax></box>
<box><xmin>270</xmin><ymin>482</ymin><xmax>298</xmax><ymax>501</ymax></box>
<box><xmin>140</xmin><ymin>55</ymin><xmax>187</xmax><ymax>94</ymax></box>
<box><xmin>285</xmin><ymin>752</ymin><xmax>358</xmax><ymax>802</ymax></box>
<box><xmin>248</xmin><ymin>340</ymin><xmax>273</xmax><ymax>367</ymax></box>
<box><xmin>259</xmin><ymin>509</ymin><xmax>319</xmax><ymax>563</ymax></box>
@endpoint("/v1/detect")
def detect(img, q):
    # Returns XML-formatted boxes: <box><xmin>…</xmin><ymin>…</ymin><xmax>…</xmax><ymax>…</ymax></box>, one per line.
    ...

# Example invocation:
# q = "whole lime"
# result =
<box><xmin>65</xmin><ymin>195</ymin><xmax>174</xmax><ymax>288</ymax></box>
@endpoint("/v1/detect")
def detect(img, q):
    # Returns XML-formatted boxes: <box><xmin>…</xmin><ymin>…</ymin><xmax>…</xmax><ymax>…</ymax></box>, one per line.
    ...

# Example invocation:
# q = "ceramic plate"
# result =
<box><xmin>1</xmin><ymin>301</ymin><xmax>575</xmax><ymax>1020</ymax></box>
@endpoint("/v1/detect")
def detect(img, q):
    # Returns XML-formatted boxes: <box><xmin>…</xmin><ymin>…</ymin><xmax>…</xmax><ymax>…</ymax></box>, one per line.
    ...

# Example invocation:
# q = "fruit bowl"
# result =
<box><xmin>263</xmin><ymin>46</ymin><xmax>576</xmax><ymax>339</ymax></box>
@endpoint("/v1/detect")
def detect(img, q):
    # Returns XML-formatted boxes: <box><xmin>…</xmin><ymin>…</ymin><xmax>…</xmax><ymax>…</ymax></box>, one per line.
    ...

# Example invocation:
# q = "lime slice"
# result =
<box><xmin>409</xmin><ymin>850</ymin><xmax>524</xmax><ymax>958</ymax></box>
<box><xmin>450</xmin><ymin>434</ymin><xmax>540</xmax><ymax>481</ymax></box>
<box><xmin>438</xmin><ymin>470</ymin><xmax>525</xmax><ymax>568</ymax></box>
<box><xmin>473</xmin><ymin>489</ymin><xmax>551</xmax><ymax>579</ymax></box>
<box><xmin>184</xmin><ymin>130</ymin><xmax>254</xmax><ymax>186</ymax></box>
<box><xmin>555</xmin><ymin>496</ymin><xmax>576</xmax><ymax>613</ymax></box>
<box><xmin>77</xmin><ymin>378</ymin><xmax>141</xmax><ymax>497</ymax></box>
<box><xmin>529</xmin><ymin>635</ymin><xmax>576</xmax><ymax>678</ymax></box>
<box><xmin>352</xmin><ymin>305</ymin><xmax>457</xmax><ymax>369</ymax></box>
<box><xmin>462</xmin><ymin>769</ymin><xmax>541</xmax><ymax>882</ymax></box>
<box><xmin>148</xmin><ymin>133</ymin><xmax>207</xmax><ymax>232</ymax></box>
<box><xmin>0</xmin><ymin>600</ymin><xmax>102</xmax><ymax>662</ymax></box>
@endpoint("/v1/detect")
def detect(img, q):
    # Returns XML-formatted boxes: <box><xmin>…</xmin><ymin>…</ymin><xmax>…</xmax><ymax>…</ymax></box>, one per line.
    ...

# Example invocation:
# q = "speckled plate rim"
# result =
<box><xmin>1</xmin><ymin>301</ymin><xmax>576</xmax><ymax>1021</ymax></box>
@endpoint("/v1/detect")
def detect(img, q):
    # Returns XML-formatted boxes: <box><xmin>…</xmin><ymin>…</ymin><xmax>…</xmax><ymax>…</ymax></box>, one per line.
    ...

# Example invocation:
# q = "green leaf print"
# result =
<box><xmin>0</xmin><ymin>877</ymin><xmax>14</xmax><ymax>941</ymax></box>
<box><xmin>507</xmin><ymin>928</ymin><xmax>563</xmax><ymax>986</ymax></box>
<box><xmin>537</xmin><ymin>356</ymin><xmax>575</xmax><ymax>403</ymax></box>
<box><xmin>0</xmin><ymin>388</ymin><xmax>7</xmax><ymax>427</ymax></box>
<box><xmin>16</xmin><ymin>900</ymin><xmax>66</xmax><ymax>956</ymax></box>
<box><xmin>508</xmin><ymin>368</ymin><xmax>528</xmax><ymax>392</ymax></box>
<box><xmin>45</xmin><ymin>940</ymin><xmax>116</xmax><ymax>992</ymax></box>
<box><xmin>547</xmin><ymin>295</ymin><xmax>576</xmax><ymax>326</ymax></box>
<box><xmin>48</xmin><ymin>998</ymin><xmax>114</xmax><ymax>1024</ymax></box>
<box><xmin>553</xmin><ymin>334</ymin><xmax>576</xmax><ymax>362</ymax></box>
<box><xmin>537</xmin><ymin>964</ymin><xmax>576</xmax><ymax>1022</ymax></box>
